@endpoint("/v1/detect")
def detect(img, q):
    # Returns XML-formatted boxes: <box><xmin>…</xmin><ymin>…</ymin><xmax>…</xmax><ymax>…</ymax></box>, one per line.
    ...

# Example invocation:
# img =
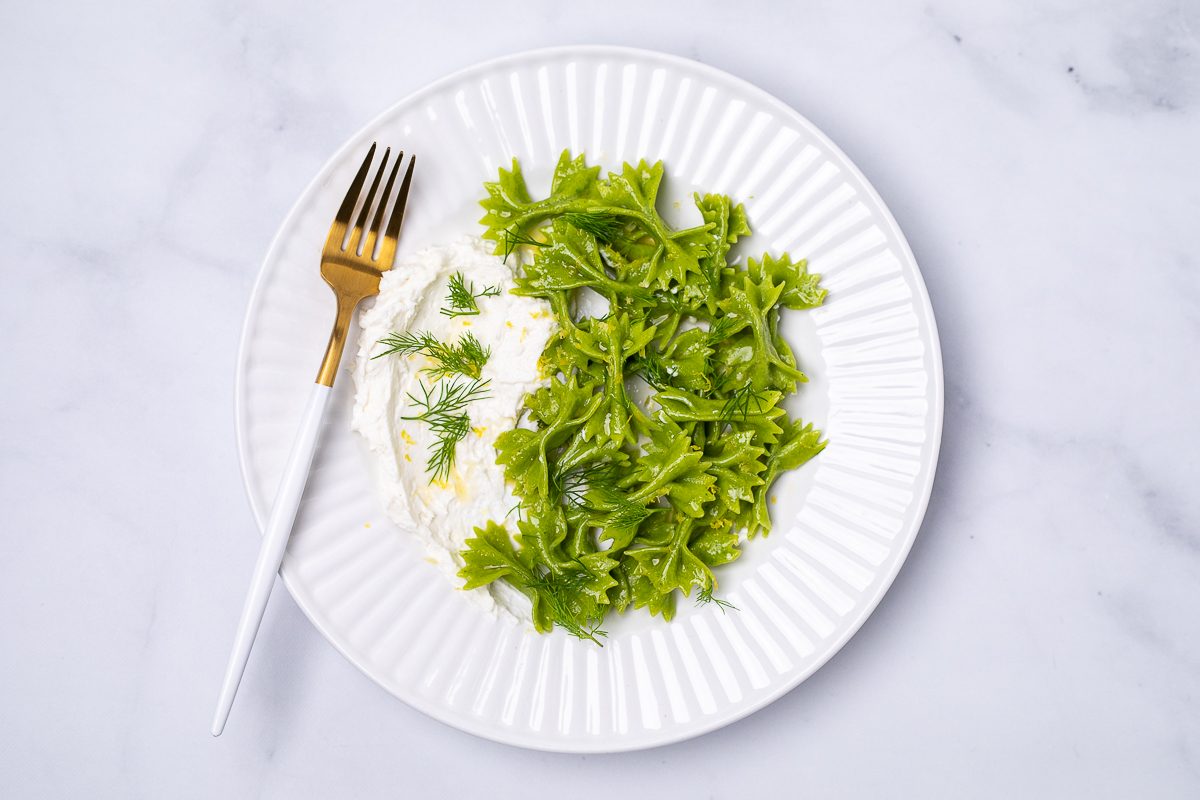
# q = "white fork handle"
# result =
<box><xmin>211</xmin><ymin>382</ymin><xmax>332</xmax><ymax>736</ymax></box>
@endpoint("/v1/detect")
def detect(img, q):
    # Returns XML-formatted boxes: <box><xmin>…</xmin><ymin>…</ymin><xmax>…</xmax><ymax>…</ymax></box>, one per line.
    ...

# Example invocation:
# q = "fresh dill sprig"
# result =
<box><xmin>401</xmin><ymin>378</ymin><xmax>491</xmax><ymax>482</ymax></box>
<box><xmin>555</xmin><ymin>461</ymin><xmax>653</xmax><ymax>530</ymax></box>
<box><xmin>601</xmin><ymin>498</ymin><xmax>654</xmax><ymax>530</ymax></box>
<box><xmin>424</xmin><ymin>414</ymin><xmax>471</xmax><ymax>483</ymax></box>
<box><xmin>501</xmin><ymin>228</ymin><xmax>548</xmax><ymax>263</ymax></box>
<box><xmin>562</xmin><ymin>210</ymin><xmax>623</xmax><ymax>242</ymax></box>
<box><xmin>403</xmin><ymin>377</ymin><xmax>491</xmax><ymax>420</ymax></box>
<box><xmin>633</xmin><ymin>351</ymin><xmax>675</xmax><ymax>390</ymax></box>
<box><xmin>706</xmin><ymin>315</ymin><xmax>737</xmax><ymax>345</ymax></box>
<box><xmin>718</xmin><ymin>384</ymin><xmax>769</xmax><ymax>423</ymax></box>
<box><xmin>422</xmin><ymin>330</ymin><xmax>489</xmax><ymax>380</ymax></box>
<box><xmin>557</xmin><ymin>462</ymin><xmax>612</xmax><ymax>508</ymax></box>
<box><xmin>527</xmin><ymin>569</ymin><xmax>608</xmax><ymax>645</ymax></box>
<box><xmin>556</xmin><ymin>460</ymin><xmax>627</xmax><ymax>509</ymax></box>
<box><xmin>373</xmin><ymin>330</ymin><xmax>433</xmax><ymax>360</ymax></box>
<box><xmin>441</xmin><ymin>271</ymin><xmax>501</xmax><ymax>318</ymax></box>
<box><xmin>373</xmin><ymin>330</ymin><xmax>491</xmax><ymax>380</ymax></box>
<box><xmin>695</xmin><ymin>583</ymin><xmax>737</xmax><ymax>613</ymax></box>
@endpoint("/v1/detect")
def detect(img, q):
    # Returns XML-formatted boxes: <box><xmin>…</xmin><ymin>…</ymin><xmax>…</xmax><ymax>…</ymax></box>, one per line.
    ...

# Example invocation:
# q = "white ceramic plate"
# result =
<box><xmin>235</xmin><ymin>46</ymin><xmax>942</xmax><ymax>752</ymax></box>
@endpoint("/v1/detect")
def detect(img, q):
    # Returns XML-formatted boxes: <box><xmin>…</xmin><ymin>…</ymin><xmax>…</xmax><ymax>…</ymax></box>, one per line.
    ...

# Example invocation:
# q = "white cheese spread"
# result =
<box><xmin>351</xmin><ymin>236</ymin><xmax>554</xmax><ymax>620</ymax></box>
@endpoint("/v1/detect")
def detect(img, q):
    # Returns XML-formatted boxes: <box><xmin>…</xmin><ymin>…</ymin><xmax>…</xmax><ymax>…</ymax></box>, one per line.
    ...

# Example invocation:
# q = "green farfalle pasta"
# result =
<box><xmin>459</xmin><ymin>151</ymin><xmax>828</xmax><ymax>641</ymax></box>
<box><xmin>748</xmin><ymin>253</ymin><xmax>828</xmax><ymax>310</ymax></box>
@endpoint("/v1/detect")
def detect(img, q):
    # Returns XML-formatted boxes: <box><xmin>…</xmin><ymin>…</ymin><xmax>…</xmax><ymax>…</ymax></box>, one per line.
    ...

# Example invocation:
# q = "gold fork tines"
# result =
<box><xmin>316</xmin><ymin>143</ymin><xmax>416</xmax><ymax>386</ymax></box>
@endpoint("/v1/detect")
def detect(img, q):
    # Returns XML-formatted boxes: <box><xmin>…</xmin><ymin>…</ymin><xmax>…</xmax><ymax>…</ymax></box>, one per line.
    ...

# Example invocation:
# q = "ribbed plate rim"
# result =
<box><xmin>233</xmin><ymin>44</ymin><xmax>944</xmax><ymax>753</ymax></box>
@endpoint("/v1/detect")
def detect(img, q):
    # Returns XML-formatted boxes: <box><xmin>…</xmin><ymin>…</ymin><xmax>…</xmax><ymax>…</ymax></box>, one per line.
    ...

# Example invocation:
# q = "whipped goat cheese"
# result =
<box><xmin>351</xmin><ymin>236</ymin><xmax>555</xmax><ymax>620</ymax></box>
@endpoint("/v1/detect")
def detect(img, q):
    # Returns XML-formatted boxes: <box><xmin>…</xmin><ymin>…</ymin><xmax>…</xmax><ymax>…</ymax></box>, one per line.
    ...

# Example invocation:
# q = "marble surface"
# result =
<box><xmin>2</xmin><ymin>0</ymin><xmax>1198</xmax><ymax>796</ymax></box>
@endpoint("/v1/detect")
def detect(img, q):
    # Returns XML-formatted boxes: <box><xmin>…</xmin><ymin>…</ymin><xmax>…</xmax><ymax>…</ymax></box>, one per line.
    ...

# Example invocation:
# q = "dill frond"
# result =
<box><xmin>562</xmin><ymin>210</ymin><xmax>623</xmax><ymax>242</ymax></box>
<box><xmin>527</xmin><ymin>569</ymin><xmax>608</xmax><ymax>645</ymax></box>
<box><xmin>718</xmin><ymin>384</ymin><xmax>769</xmax><ymax>423</ymax></box>
<box><xmin>401</xmin><ymin>378</ymin><xmax>491</xmax><ymax>482</ymax></box>
<box><xmin>441</xmin><ymin>271</ymin><xmax>502</xmax><ymax>318</ymax></box>
<box><xmin>602</xmin><ymin>498</ymin><xmax>654</xmax><ymax>530</ymax></box>
<box><xmin>634</xmin><ymin>351</ymin><xmax>675</xmax><ymax>390</ymax></box>
<box><xmin>501</xmin><ymin>228</ymin><xmax>548</xmax><ymax>264</ymax></box>
<box><xmin>372</xmin><ymin>330</ymin><xmax>438</xmax><ymax>360</ymax></box>
<box><xmin>374</xmin><ymin>330</ymin><xmax>490</xmax><ymax>379</ymax></box>
<box><xmin>695</xmin><ymin>583</ymin><xmax>737</xmax><ymax>614</ymax></box>
<box><xmin>706</xmin><ymin>315</ymin><xmax>736</xmax><ymax>345</ymax></box>
<box><xmin>556</xmin><ymin>461</ymin><xmax>620</xmax><ymax>508</ymax></box>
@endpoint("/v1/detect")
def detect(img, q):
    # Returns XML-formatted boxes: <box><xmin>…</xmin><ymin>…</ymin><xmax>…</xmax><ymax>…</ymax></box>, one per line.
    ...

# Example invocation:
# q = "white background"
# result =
<box><xmin>2</xmin><ymin>0</ymin><xmax>1198</xmax><ymax>797</ymax></box>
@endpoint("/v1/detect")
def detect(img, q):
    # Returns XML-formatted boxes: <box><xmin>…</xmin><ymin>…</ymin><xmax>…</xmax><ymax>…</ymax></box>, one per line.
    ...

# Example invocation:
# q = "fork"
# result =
<box><xmin>211</xmin><ymin>144</ymin><xmax>415</xmax><ymax>736</ymax></box>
